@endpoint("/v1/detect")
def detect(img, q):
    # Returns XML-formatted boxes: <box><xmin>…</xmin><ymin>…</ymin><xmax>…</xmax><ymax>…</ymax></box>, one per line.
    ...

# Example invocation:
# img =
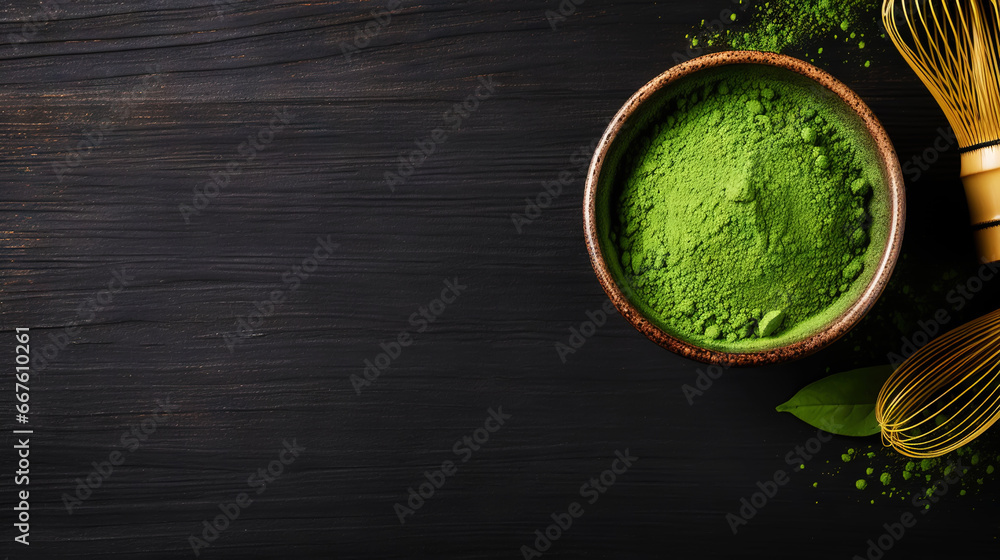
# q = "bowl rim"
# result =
<box><xmin>582</xmin><ymin>50</ymin><xmax>906</xmax><ymax>367</ymax></box>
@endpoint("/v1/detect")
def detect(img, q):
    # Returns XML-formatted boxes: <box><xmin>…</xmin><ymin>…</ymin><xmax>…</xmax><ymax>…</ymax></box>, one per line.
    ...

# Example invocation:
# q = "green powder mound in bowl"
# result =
<box><xmin>595</xmin><ymin>64</ymin><xmax>892</xmax><ymax>353</ymax></box>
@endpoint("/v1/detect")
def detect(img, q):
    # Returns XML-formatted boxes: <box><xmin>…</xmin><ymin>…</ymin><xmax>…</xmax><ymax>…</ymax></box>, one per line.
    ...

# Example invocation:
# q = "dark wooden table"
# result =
<box><xmin>2</xmin><ymin>0</ymin><xmax>998</xmax><ymax>558</ymax></box>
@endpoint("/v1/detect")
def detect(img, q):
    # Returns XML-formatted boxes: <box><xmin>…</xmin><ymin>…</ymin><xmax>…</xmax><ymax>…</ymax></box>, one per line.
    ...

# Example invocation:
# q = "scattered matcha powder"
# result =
<box><xmin>810</xmin><ymin>438</ymin><xmax>999</xmax><ymax>505</ymax></box>
<box><xmin>689</xmin><ymin>0</ymin><xmax>882</xmax><ymax>68</ymax></box>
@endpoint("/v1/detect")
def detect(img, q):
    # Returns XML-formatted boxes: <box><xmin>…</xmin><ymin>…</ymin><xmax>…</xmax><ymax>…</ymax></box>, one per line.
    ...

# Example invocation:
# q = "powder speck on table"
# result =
<box><xmin>691</xmin><ymin>0</ymin><xmax>882</xmax><ymax>67</ymax></box>
<box><xmin>611</xmin><ymin>67</ymin><xmax>885</xmax><ymax>351</ymax></box>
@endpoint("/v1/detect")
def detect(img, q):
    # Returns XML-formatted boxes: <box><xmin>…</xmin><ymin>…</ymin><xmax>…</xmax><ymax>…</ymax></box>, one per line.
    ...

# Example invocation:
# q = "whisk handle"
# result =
<box><xmin>961</xmin><ymin>147</ymin><xmax>1000</xmax><ymax>263</ymax></box>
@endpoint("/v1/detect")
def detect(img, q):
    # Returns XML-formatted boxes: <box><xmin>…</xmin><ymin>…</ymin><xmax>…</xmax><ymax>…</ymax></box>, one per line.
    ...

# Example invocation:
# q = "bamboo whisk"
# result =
<box><xmin>883</xmin><ymin>0</ymin><xmax>1000</xmax><ymax>262</ymax></box>
<box><xmin>876</xmin><ymin>308</ymin><xmax>1000</xmax><ymax>458</ymax></box>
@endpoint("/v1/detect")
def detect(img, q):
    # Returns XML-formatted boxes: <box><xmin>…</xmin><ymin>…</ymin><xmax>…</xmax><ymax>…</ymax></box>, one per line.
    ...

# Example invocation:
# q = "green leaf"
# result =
<box><xmin>775</xmin><ymin>365</ymin><xmax>894</xmax><ymax>437</ymax></box>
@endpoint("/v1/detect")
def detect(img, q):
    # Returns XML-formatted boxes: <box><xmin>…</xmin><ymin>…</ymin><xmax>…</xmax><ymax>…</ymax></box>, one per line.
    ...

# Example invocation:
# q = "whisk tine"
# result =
<box><xmin>874</xmin><ymin>1</ymin><xmax>1000</xmax><ymax>456</ymax></box>
<box><xmin>884</xmin><ymin>0</ymin><xmax>1000</xmax><ymax>148</ymax></box>
<box><xmin>876</xmin><ymin>306</ymin><xmax>1000</xmax><ymax>458</ymax></box>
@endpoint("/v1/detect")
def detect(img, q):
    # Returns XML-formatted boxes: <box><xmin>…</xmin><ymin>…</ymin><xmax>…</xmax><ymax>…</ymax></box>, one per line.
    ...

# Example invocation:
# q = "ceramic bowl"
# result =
<box><xmin>583</xmin><ymin>51</ymin><xmax>905</xmax><ymax>366</ymax></box>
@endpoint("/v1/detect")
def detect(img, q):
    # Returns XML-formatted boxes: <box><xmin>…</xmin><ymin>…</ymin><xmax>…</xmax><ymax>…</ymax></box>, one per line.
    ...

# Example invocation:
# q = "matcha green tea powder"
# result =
<box><xmin>691</xmin><ymin>0</ymin><xmax>882</xmax><ymax>66</ymax></box>
<box><xmin>611</xmin><ymin>68</ymin><xmax>884</xmax><ymax>351</ymax></box>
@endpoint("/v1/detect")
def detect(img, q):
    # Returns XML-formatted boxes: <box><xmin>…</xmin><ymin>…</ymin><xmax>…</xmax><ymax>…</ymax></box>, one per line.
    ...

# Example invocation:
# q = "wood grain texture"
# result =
<box><xmin>1</xmin><ymin>0</ymin><xmax>998</xmax><ymax>558</ymax></box>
